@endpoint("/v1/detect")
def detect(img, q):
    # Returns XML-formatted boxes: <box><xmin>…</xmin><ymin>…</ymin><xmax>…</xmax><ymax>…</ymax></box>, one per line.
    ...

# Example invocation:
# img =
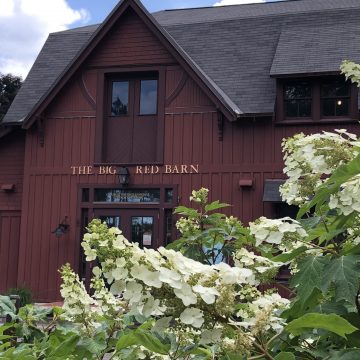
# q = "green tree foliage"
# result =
<box><xmin>0</xmin><ymin>73</ymin><xmax>22</xmax><ymax>122</ymax></box>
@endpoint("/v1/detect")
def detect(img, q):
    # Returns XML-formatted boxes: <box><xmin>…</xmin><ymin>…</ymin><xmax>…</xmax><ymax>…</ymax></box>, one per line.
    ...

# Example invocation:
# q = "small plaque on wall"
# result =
<box><xmin>143</xmin><ymin>234</ymin><xmax>152</xmax><ymax>246</ymax></box>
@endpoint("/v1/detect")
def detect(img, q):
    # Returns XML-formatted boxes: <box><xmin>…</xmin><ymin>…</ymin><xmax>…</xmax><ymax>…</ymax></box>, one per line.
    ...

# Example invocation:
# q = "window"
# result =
<box><xmin>111</xmin><ymin>81</ymin><xmax>129</xmax><ymax>115</ymax></box>
<box><xmin>321</xmin><ymin>79</ymin><xmax>350</xmax><ymax>117</ymax></box>
<box><xmin>140</xmin><ymin>80</ymin><xmax>158</xmax><ymax>115</ymax></box>
<box><xmin>277</xmin><ymin>76</ymin><xmax>357</xmax><ymax>123</ymax></box>
<box><xmin>284</xmin><ymin>82</ymin><xmax>312</xmax><ymax>118</ymax></box>
<box><xmin>96</xmin><ymin>70</ymin><xmax>164</xmax><ymax>165</ymax></box>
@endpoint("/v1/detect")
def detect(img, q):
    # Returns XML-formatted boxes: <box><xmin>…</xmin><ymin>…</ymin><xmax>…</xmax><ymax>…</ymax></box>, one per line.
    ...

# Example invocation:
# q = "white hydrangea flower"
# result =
<box><xmin>192</xmin><ymin>285</ymin><xmax>219</xmax><ymax>304</ymax></box>
<box><xmin>180</xmin><ymin>308</ymin><xmax>204</xmax><ymax>328</ymax></box>
<box><xmin>131</xmin><ymin>265</ymin><xmax>162</xmax><ymax>288</ymax></box>
<box><xmin>174</xmin><ymin>283</ymin><xmax>198</xmax><ymax>306</ymax></box>
<box><xmin>280</xmin><ymin>130</ymin><xmax>359</xmax><ymax>205</ymax></box>
<box><xmin>123</xmin><ymin>281</ymin><xmax>143</xmax><ymax>304</ymax></box>
<box><xmin>249</xmin><ymin>216</ymin><xmax>307</xmax><ymax>252</ymax></box>
<box><xmin>329</xmin><ymin>174</ymin><xmax>360</xmax><ymax>216</ymax></box>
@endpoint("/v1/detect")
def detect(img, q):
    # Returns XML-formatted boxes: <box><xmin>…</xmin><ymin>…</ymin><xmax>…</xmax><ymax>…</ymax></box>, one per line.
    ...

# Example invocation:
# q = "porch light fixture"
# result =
<box><xmin>117</xmin><ymin>167</ymin><xmax>130</xmax><ymax>186</ymax></box>
<box><xmin>52</xmin><ymin>216</ymin><xmax>69</xmax><ymax>237</ymax></box>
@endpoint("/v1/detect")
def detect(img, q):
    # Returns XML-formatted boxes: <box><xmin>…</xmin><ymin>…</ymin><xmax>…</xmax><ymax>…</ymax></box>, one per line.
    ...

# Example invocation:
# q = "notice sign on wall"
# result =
<box><xmin>70</xmin><ymin>164</ymin><xmax>199</xmax><ymax>175</ymax></box>
<box><xmin>143</xmin><ymin>234</ymin><xmax>152</xmax><ymax>246</ymax></box>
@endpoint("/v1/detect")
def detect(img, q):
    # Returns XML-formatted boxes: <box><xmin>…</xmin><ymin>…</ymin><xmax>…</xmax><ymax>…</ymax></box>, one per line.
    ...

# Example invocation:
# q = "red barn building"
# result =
<box><xmin>1</xmin><ymin>0</ymin><xmax>360</xmax><ymax>301</ymax></box>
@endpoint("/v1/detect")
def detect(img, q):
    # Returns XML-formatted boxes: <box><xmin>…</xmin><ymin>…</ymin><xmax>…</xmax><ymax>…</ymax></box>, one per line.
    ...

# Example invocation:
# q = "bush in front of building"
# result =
<box><xmin>0</xmin><ymin>61</ymin><xmax>360</xmax><ymax>359</ymax></box>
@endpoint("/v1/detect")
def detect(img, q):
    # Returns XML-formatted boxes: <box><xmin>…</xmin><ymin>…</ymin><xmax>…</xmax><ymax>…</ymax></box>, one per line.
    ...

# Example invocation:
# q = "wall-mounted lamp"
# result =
<box><xmin>1</xmin><ymin>184</ymin><xmax>15</xmax><ymax>193</ymax></box>
<box><xmin>52</xmin><ymin>216</ymin><xmax>69</xmax><ymax>237</ymax></box>
<box><xmin>117</xmin><ymin>167</ymin><xmax>130</xmax><ymax>186</ymax></box>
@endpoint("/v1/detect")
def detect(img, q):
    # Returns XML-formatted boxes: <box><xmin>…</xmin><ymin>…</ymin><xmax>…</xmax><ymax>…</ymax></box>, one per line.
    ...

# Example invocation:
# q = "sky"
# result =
<box><xmin>0</xmin><ymin>0</ymin><xmax>269</xmax><ymax>79</ymax></box>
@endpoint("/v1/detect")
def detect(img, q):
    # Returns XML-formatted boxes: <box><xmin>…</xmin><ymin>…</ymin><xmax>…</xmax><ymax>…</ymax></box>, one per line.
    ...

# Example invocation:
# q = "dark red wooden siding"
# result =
<box><xmin>86</xmin><ymin>8</ymin><xmax>175</xmax><ymax>67</ymax></box>
<box><xmin>16</xmin><ymin>10</ymin><xmax>360</xmax><ymax>301</ymax></box>
<box><xmin>0</xmin><ymin>130</ymin><xmax>25</xmax><ymax>292</ymax></box>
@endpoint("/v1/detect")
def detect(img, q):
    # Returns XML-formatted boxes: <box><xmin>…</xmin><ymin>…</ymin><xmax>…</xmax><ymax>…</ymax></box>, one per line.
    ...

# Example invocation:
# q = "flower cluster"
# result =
<box><xmin>61</xmin><ymin>219</ymin><xmax>289</xmax><ymax>349</ymax></box>
<box><xmin>249</xmin><ymin>216</ymin><xmax>307</xmax><ymax>253</ymax></box>
<box><xmin>59</xmin><ymin>264</ymin><xmax>101</xmax><ymax>334</ymax></box>
<box><xmin>234</xmin><ymin>292</ymin><xmax>290</xmax><ymax>335</ymax></box>
<box><xmin>234</xmin><ymin>248</ymin><xmax>283</xmax><ymax>282</ymax></box>
<box><xmin>189</xmin><ymin>187</ymin><xmax>209</xmax><ymax>203</ymax></box>
<box><xmin>280</xmin><ymin>130</ymin><xmax>359</xmax><ymax>204</ymax></box>
<box><xmin>329</xmin><ymin>174</ymin><xmax>360</xmax><ymax>216</ymax></box>
<box><xmin>176</xmin><ymin>217</ymin><xmax>200</xmax><ymax>236</ymax></box>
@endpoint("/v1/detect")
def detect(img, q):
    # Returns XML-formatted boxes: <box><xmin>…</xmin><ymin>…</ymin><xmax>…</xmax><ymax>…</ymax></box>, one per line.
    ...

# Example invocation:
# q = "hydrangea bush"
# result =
<box><xmin>1</xmin><ymin>61</ymin><xmax>360</xmax><ymax>359</ymax></box>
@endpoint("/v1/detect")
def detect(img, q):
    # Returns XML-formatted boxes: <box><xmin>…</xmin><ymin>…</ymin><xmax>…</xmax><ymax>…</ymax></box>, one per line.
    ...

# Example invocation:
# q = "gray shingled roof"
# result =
<box><xmin>3</xmin><ymin>0</ymin><xmax>360</xmax><ymax>124</ymax></box>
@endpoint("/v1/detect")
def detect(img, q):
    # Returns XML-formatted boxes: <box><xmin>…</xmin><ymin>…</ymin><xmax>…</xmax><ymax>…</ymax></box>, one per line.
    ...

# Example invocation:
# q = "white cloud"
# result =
<box><xmin>0</xmin><ymin>0</ymin><xmax>90</xmax><ymax>79</ymax></box>
<box><xmin>214</xmin><ymin>0</ymin><xmax>265</xmax><ymax>6</ymax></box>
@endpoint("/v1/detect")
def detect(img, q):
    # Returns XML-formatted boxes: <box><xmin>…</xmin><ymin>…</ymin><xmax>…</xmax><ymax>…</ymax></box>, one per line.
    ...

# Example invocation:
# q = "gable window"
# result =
<box><xmin>111</xmin><ymin>81</ymin><xmax>129</xmax><ymax>115</ymax></box>
<box><xmin>140</xmin><ymin>80</ymin><xmax>158</xmax><ymax>115</ymax></box>
<box><xmin>96</xmin><ymin>69</ymin><xmax>165</xmax><ymax>165</ymax></box>
<box><xmin>277</xmin><ymin>76</ymin><xmax>358</xmax><ymax>123</ymax></box>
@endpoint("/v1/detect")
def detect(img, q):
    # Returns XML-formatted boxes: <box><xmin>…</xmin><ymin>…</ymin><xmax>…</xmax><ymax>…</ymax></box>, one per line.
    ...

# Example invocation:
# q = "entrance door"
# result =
<box><xmin>93</xmin><ymin>208</ymin><xmax>159</xmax><ymax>248</ymax></box>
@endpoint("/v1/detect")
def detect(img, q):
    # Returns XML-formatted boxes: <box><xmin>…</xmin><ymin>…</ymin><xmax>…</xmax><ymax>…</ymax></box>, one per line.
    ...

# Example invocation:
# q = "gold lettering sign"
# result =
<box><xmin>70</xmin><ymin>165</ymin><xmax>199</xmax><ymax>175</ymax></box>
<box><xmin>136</xmin><ymin>164</ymin><xmax>199</xmax><ymax>175</ymax></box>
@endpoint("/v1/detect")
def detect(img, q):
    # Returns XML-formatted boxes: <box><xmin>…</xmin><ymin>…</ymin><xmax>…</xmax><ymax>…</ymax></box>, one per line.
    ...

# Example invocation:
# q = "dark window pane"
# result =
<box><xmin>94</xmin><ymin>188</ymin><xmax>160</xmax><ymax>203</ymax></box>
<box><xmin>321</xmin><ymin>80</ymin><xmax>350</xmax><ymax>97</ymax></box>
<box><xmin>112</xmin><ymin>81</ymin><xmax>128</xmax><ymax>115</ymax></box>
<box><xmin>140</xmin><ymin>80</ymin><xmax>158</xmax><ymax>115</ymax></box>
<box><xmin>99</xmin><ymin>216</ymin><xmax>121</xmax><ymax>228</ymax></box>
<box><xmin>285</xmin><ymin>83</ymin><xmax>311</xmax><ymax>99</ymax></box>
<box><xmin>336</xmin><ymin>98</ymin><xmax>349</xmax><ymax>116</ymax></box>
<box><xmin>298</xmin><ymin>100</ymin><xmax>311</xmax><ymax>117</ymax></box>
<box><xmin>131</xmin><ymin>216</ymin><xmax>154</xmax><ymax>247</ymax></box>
<box><xmin>322</xmin><ymin>99</ymin><xmax>335</xmax><ymax>116</ymax></box>
<box><xmin>165</xmin><ymin>188</ymin><xmax>173</xmax><ymax>203</ymax></box>
<box><xmin>285</xmin><ymin>100</ymin><xmax>298</xmax><ymax>117</ymax></box>
<box><xmin>164</xmin><ymin>210</ymin><xmax>173</xmax><ymax>245</ymax></box>
<box><xmin>82</xmin><ymin>188</ymin><xmax>89</xmax><ymax>202</ymax></box>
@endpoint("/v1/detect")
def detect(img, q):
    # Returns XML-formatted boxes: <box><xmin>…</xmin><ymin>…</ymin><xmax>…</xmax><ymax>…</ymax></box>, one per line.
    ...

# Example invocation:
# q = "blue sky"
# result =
<box><xmin>67</xmin><ymin>1</ymin><xmax>219</xmax><ymax>24</ymax></box>
<box><xmin>0</xmin><ymin>0</ymin><xmax>270</xmax><ymax>78</ymax></box>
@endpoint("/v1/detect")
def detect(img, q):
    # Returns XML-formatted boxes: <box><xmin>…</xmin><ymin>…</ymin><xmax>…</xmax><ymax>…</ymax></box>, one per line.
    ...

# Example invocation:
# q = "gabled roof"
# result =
<box><xmin>3</xmin><ymin>0</ymin><xmax>360</xmax><ymax>126</ymax></box>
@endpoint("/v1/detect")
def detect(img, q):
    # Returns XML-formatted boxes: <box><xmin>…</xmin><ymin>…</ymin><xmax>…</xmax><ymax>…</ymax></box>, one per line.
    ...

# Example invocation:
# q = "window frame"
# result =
<box><xmin>276</xmin><ymin>76</ymin><xmax>358</xmax><ymax>124</ymax></box>
<box><xmin>95</xmin><ymin>66</ymin><xmax>166</xmax><ymax>165</ymax></box>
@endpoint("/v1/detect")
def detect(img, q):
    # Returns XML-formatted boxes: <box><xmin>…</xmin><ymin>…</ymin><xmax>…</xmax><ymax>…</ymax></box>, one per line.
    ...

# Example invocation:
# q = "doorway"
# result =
<box><xmin>93</xmin><ymin>208</ymin><xmax>159</xmax><ymax>248</ymax></box>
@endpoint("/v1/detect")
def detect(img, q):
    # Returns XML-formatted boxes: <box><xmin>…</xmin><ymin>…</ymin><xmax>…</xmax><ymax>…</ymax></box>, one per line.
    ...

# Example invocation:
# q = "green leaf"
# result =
<box><xmin>205</xmin><ymin>200</ymin><xmax>230</xmax><ymax>212</ymax></box>
<box><xmin>271</xmin><ymin>246</ymin><xmax>307</xmax><ymax>263</ymax></box>
<box><xmin>342</xmin><ymin>313</ymin><xmax>360</xmax><ymax>347</ymax></box>
<box><xmin>275</xmin><ymin>353</ymin><xmax>295</xmax><ymax>360</ymax></box>
<box><xmin>78</xmin><ymin>336</ymin><xmax>107</xmax><ymax>356</ymax></box>
<box><xmin>329</xmin><ymin>349</ymin><xmax>360</xmax><ymax>360</ymax></box>
<box><xmin>174</xmin><ymin>206</ymin><xmax>198</xmax><ymax>217</ymax></box>
<box><xmin>286</xmin><ymin>313</ymin><xmax>357</xmax><ymax>338</ymax></box>
<box><xmin>116</xmin><ymin>330</ymin><xmax>170</xmax><ymax>355</ymax></box>
<box><xmin>283</xmin><ymin>288</ymin><xmax>323</xmax><ymax>320</ymax></box>
<box><xmin>0</xmin><ymin>296</ymin><xmax>16</xmax><ymax>319</ymax></box>
<box><xmin>321</xmin><ymin>255</ymin><xmax>360</xmax><ymax>304</ymax></box>
<box><xmin>290</xmin><ymin>256</ymin><xmax>330</xmax><ymax>304</ymax></box>
<box><xmin>47</xmin><ymin>334</ymin><xmax>79</xmax><ymax>358</ymax></box>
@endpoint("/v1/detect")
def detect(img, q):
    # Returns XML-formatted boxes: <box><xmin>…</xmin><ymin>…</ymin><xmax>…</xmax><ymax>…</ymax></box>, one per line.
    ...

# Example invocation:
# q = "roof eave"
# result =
<box><xmin>270</xmin><ymin>70</ymin><xmax>341</xmax><ymax>78</ymax></box>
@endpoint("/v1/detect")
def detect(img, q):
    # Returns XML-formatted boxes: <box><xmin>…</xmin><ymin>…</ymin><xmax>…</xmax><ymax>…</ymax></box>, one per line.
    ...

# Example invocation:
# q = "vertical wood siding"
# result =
<box><xmin>0</xmin><ymin>212</ymin><xmax>21</xmax><ymax>292</ymax></box>
<box><xmin>86</xmin><ymin>8</ymin><xmax>175</xmax><ymax>67</ymax></box>
<box><xmin>16</xmin><ymin>11</ymin><xmax>360</xmax><ymax>301</ymax></box>
<box><xmin>0</xmin><ymin>130</ymin><xmax>24</xmax><ymax>292</ymax></box>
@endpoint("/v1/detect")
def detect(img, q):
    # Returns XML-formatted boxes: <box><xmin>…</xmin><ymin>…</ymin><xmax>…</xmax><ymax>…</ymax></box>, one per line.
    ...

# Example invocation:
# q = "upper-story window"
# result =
<box><xmin>284</xmin><ymin>81</ymin><xmax>312</xmax><ymax>118</ymax></box>
<box><xmin>111</xmin><ymin>81</ymin><xmax>129</xmax><ymax>115</ymax></box>
<box><xmin>277</xmin><ymin>76</ymin><xmax>357</xmax><ymax>123</ymax></box>
<box><xmin>96</xmin><ymin>70</ymin><xmax>164</xmax><ymax>165</ymax></box>
<box><xmin>140</xmin><ymin>80</ymin><xmax>158</xmax><ymax>115</ymax></box>
<box><xmin>321</xmin><ymin>79</ymin><xmax>350</xmax><ymax>117</ymax></box>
